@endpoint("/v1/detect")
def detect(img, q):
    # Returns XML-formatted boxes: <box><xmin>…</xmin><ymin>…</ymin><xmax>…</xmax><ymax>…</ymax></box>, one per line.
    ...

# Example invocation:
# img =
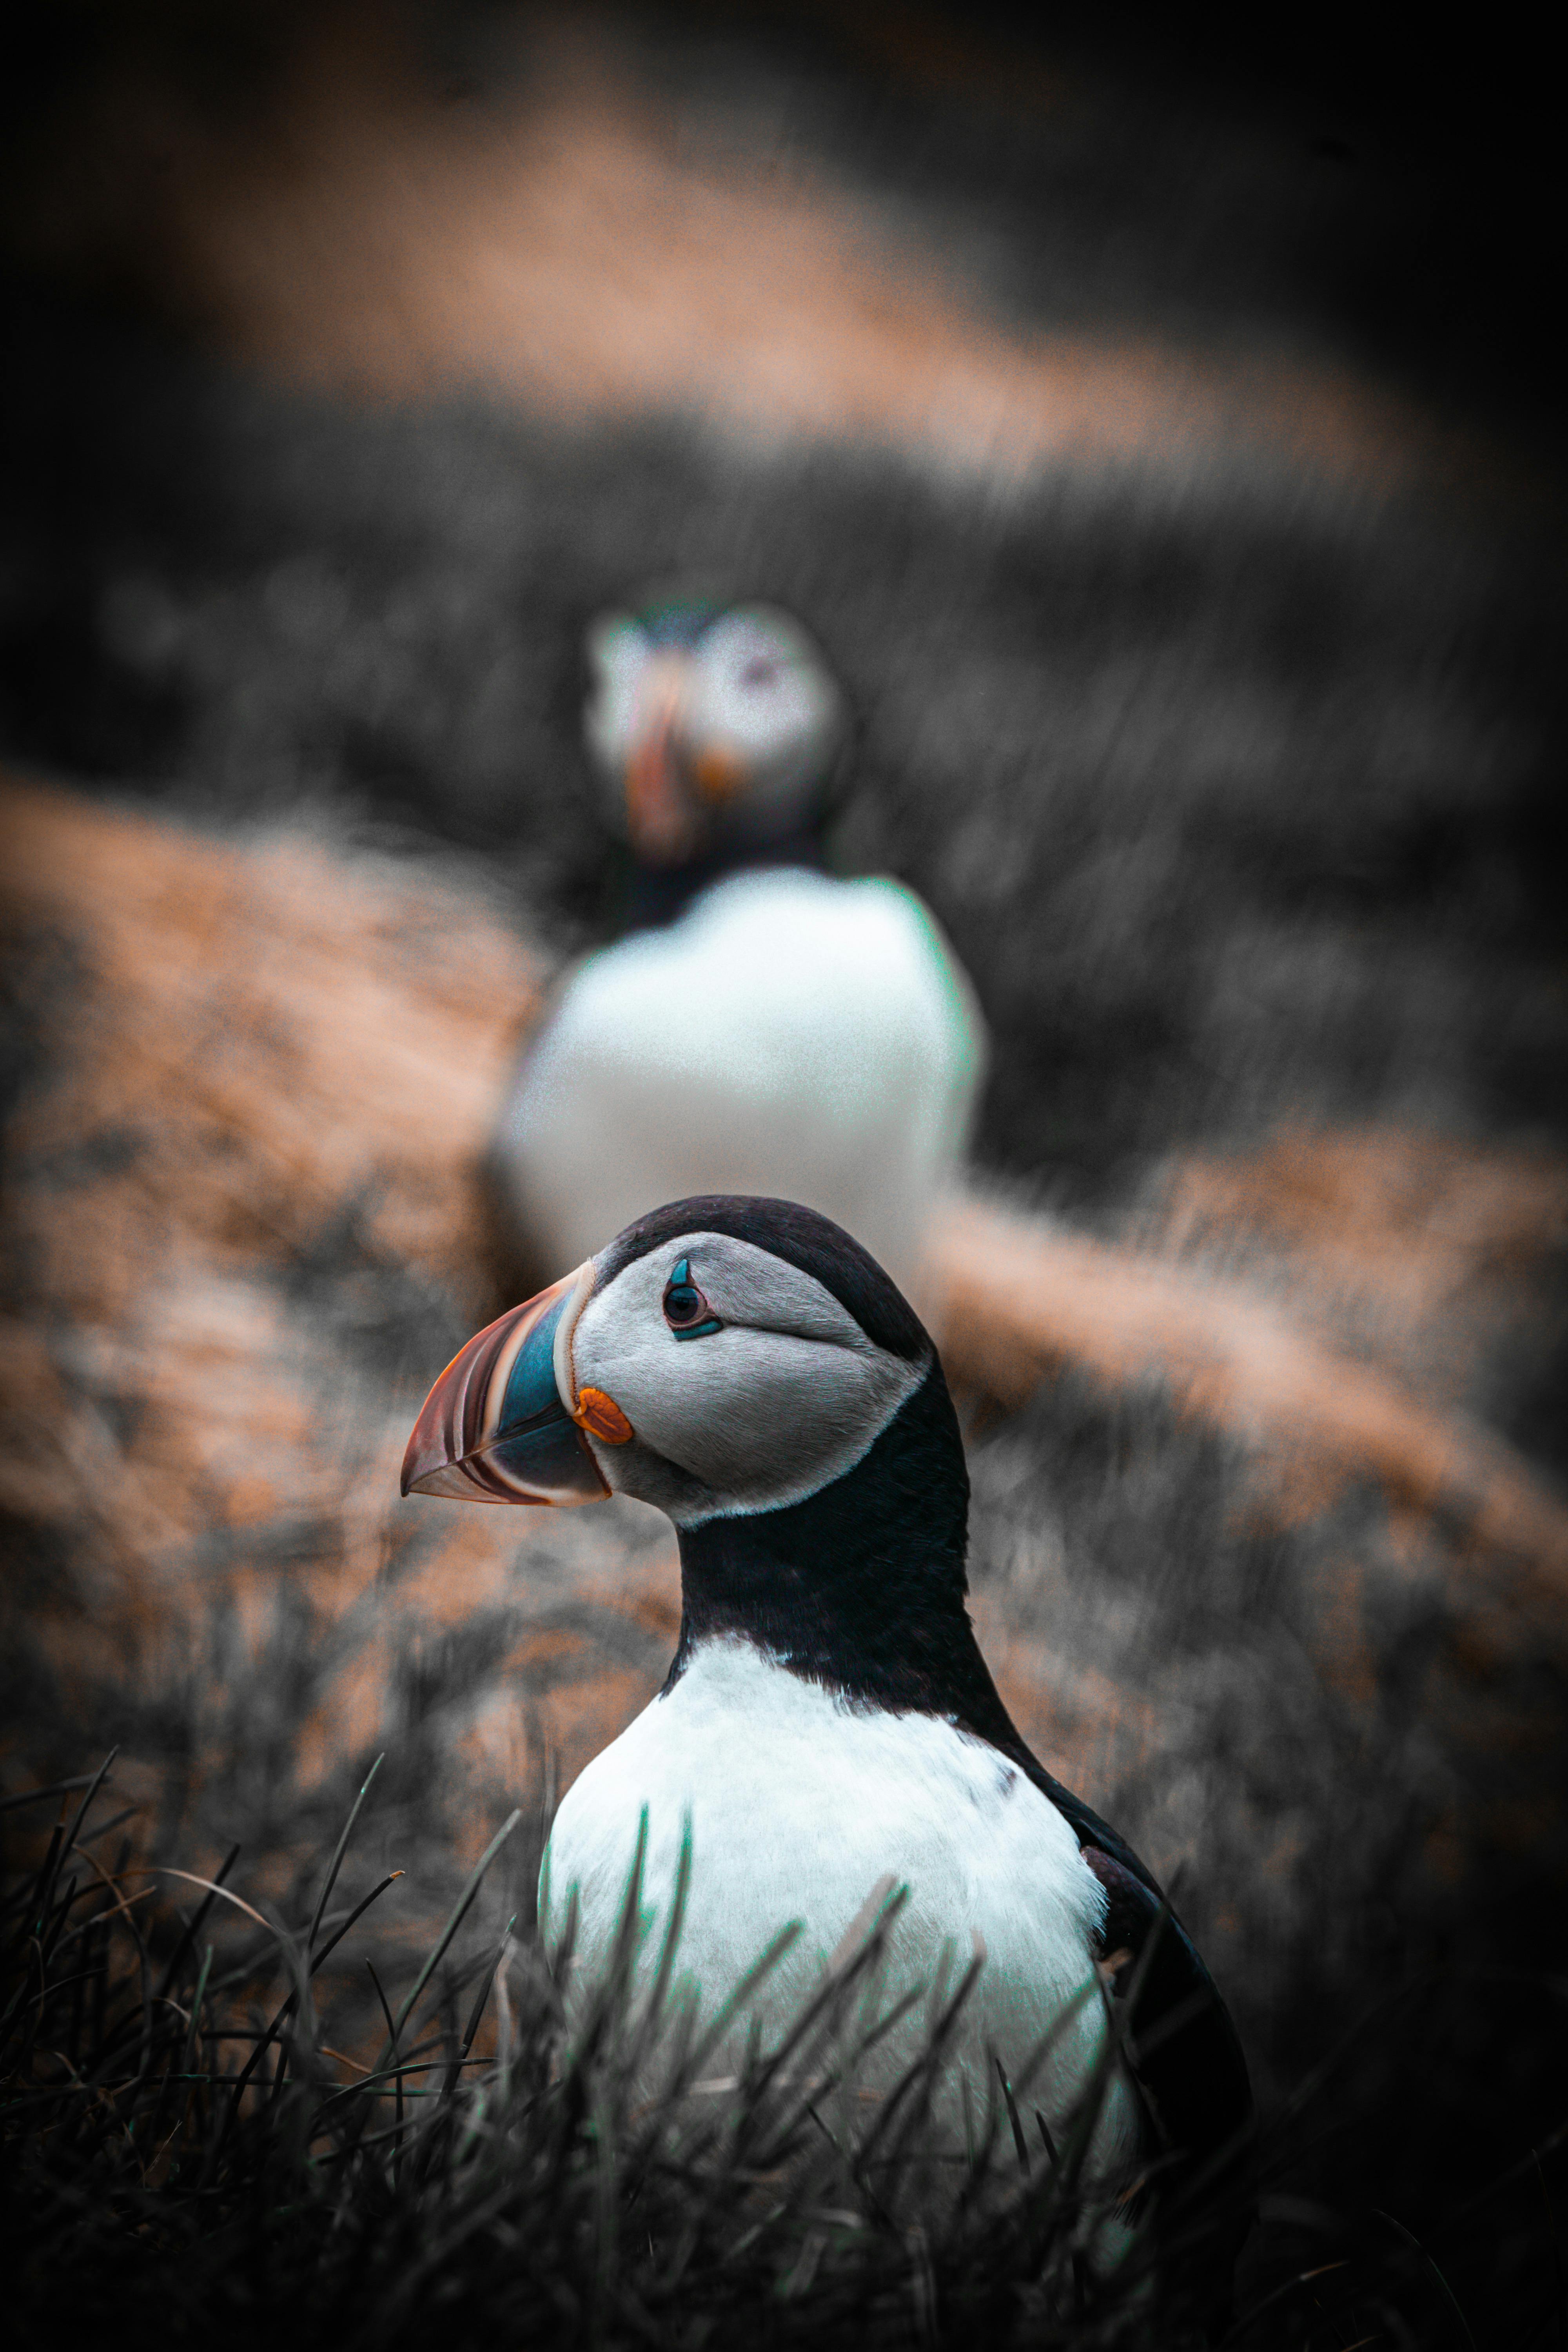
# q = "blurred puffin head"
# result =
<box><xmin>583</xmin><ymin>597</ymin><xmax>846</xmax><ymax>869</ymax></box>
<box><xmin>401</xmin><ymin>1195</ymin><xmax>936</xmax><ymax>1531</ymax></box>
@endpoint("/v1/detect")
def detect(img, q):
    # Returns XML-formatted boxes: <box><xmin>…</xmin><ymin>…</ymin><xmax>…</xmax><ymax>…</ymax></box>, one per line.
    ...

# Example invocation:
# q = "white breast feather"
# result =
<box><xmin>499</xmin><ymin>871</ymin><xmax>985</xmax><ymax>1294</ymax></box>
<box><xmin>542</xmin><ymin>1639</ymin><xmax>1140</xmax><ymax>2199</ymax></box>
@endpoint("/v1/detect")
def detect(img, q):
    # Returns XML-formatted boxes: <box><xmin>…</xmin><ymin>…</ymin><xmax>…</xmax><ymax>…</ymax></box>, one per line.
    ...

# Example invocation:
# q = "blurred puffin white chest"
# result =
<box><xmin>542</xmin><ymin>1639</ymin><xmax>1112</xmax><ymax>2089</ymax></box>
<box><xmin>499</xmin><ymin>869</ymin><xmax>984</xmax><ymax>1292</ymax></box>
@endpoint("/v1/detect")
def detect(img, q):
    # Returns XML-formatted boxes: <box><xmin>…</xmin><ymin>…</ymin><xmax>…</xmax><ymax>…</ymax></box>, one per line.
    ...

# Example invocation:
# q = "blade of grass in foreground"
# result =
<box><xmin>0</xmin><ymin>1774</ymin><xmax>110</xmax><ymax>1814</ymax></box>
<box><xmin>372</xmin><ymin>1810</ymin><xmax>522</xmax><ymax>2074</ymax></box>
<box><xmin>307</xmin><ymin>1753</ymin><xmax>385</xmax><ymax>1958</ymax></box>
<box><xmin>1372</xmin><ymin>2209</ymin><xmax>1480</xmax><ymax>2352</ymax></box>
<box><xmin>217</xmin><ymin>1870</ymin><xmax>405</xmax><ymax>2152</ymax></box>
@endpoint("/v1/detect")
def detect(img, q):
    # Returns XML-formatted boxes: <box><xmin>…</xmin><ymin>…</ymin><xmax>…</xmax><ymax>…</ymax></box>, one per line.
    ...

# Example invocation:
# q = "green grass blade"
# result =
<box><xmin>375</xmin><ymin>1810</ymin><xmax>522</xmax><ymax>2073</ymax></box>
<box><xmin>307</xmin><ymin>1753</ymin><xmax>385</xmax><ymax>1958</ymax></box>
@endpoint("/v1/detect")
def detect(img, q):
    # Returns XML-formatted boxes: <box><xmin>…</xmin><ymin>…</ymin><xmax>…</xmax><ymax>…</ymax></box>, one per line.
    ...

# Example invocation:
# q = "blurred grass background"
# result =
<box><xmin>2</xmin><ymin>2</ymin><xmax>1566</xmax><ymax>2337</ymax></box>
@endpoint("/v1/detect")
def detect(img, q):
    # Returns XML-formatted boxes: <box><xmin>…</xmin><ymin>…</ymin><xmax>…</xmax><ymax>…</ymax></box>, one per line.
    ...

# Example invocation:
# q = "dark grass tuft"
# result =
<box><xmin>5</xmin><ymin>1762</ymin><xmax>1565</xmax><ymax>2349</ymax></box>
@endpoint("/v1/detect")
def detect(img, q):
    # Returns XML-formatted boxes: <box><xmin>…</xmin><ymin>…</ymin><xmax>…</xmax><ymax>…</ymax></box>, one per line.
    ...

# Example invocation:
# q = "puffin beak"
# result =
<box><xmin>401</xmin><ymin>1263</ymin><xmax>617</xmax><ymax>1506</ymax></box>
<box><xmin>625</xmin><ymin>666</ymin><xmax>698</xmax><ymax>864</ymax></box>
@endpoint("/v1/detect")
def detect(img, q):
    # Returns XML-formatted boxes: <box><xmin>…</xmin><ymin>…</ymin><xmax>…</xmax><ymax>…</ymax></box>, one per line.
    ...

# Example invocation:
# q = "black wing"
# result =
<box><xmin>908</xmin><ymin>1559</ymin><xmax>1253</xmax><ymax>2212</ymax></box>
<box><xmin>1023</xmin><ymin>1762</ymin><xmax>1254</xmax><ymax>2330</ymax></box>
<box><xmin>1001</xmin><ymin>1756</ymin><xmax>1252</xmax><ymax>2177</ymax></box>
<box><xmin>932</xmin><ymin>1604</ymin><xmax>1254</xmax><ymax>2200</ymax></box>
<box><xmin>1026</xmin><ymin>1759</ymin><xmax>1252</xmax><ymax>2172</ymax></box>
<box><xmin>1076</xmin><ymin>1842</ymin><xmax>1252</xmax><ymax>2169</ymax></box>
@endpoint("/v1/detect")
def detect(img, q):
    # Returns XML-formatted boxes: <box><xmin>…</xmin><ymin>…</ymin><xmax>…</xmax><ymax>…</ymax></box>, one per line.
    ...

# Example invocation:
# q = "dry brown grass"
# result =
<box><xmin>934</xmin><ymin>1183</ymin><xmax>1568</xmax><ymax>1612</ymax></box>
<box><xmin>11</xmin><ymin>9</ymin><xmax>1470</xmax><ymax>497</ymax></box>
<box><xmin>0</xmin><ymin>775</ymin><xmax>533</xmax><ymax>1302</ymax></box>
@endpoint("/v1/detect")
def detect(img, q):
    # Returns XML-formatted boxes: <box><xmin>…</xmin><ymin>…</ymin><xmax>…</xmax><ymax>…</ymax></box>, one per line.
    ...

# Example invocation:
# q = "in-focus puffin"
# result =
<box><xmin>495</xmin><ymin>598</ymin><xmax>985</xmax><ymax>1300</ymax></box>
<box><xmin>402</xmin><ymin>1194</ymin><xmax>1252</xmax><ymax>2281</ymax></box>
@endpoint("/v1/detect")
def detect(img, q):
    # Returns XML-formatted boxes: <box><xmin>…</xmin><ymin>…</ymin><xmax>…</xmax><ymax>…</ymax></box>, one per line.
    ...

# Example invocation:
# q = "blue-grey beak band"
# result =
<box><xmin>400</xmin><ymin>1263</ymin><xmax>610</xmax><ymax>1506</ymax></box>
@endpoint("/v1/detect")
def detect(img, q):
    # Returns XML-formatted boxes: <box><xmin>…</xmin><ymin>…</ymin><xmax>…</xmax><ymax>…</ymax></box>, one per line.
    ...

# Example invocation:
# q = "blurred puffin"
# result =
<box><xmin>403</xmin><ymin>1195</ymin><xmax>1252</xmax><ymax>2287</ymax></box>
<box><xmin>494</xmin><ymin>597</ymin><xmax>985</xmax><ymax>1301</ymax></box>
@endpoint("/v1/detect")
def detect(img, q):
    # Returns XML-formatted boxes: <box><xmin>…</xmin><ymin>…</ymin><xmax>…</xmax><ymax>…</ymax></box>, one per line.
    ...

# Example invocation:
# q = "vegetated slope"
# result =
<box><xmin>2</xmin><ymin>777</ymin><xmax>1565</xmax><ymax>2336</ymax></box>
<box><xmin>2</xmin><ymin>18</ymin><xmax>1565</xmax><ymax>2327</ymax></box>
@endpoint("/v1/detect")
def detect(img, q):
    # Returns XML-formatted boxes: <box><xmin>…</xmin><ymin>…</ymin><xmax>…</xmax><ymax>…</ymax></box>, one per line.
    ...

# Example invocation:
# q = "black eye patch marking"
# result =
<box><xmin>662</xmin><ymin>1257</ymin><xmax>723</xmax><ymax>1342</ymax></box>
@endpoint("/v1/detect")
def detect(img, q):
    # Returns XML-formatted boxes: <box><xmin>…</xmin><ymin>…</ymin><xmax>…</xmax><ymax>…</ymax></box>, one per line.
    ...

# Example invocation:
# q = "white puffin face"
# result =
<box><xmin>582</xmin><ymin>604</ymin><xmax>843</xmax><ymax>848</ymax></box>
<box><xmin>400</xmin><ymin>1206</ymin><xmax>932</xmax><ymax>1530</ymax></box>
<box><xmin>571</xmin><ymin>1232</ymin><xmax>924</xmax><ymax>1524</ymax></box>
<box><xmin>681</xmin><ymin>609</ymin><xmax>841</xmax><ymax>791</ymax></box>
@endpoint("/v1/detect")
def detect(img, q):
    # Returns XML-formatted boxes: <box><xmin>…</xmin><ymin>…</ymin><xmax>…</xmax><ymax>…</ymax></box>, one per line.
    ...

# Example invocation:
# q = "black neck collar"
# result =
<box><xmin>666</xmin><ymin>1359</ymin><xmax>1155</xmax><ymax>1892</ymax></box>
<box><xmin>617</xmin><ymin>825</ymin><xmax>830</xmax><ymax>936</ymax></box>
<box><xmin>666</xmin><ymin>1361</ymin><xmax>1020</xmax><ymax>1748</ymax></box>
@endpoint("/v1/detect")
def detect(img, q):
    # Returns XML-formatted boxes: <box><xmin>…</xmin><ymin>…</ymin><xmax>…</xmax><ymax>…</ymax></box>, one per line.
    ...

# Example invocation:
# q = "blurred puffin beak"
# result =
<box><xmin>625</xmin><ymin>662</ymin><xmax>699</xmax><ymax>863</ymax></box>
<box><xmin>401</xmin><ymin>1262</ymin><xmax>628</xmax><ymax>1506</ymax></box>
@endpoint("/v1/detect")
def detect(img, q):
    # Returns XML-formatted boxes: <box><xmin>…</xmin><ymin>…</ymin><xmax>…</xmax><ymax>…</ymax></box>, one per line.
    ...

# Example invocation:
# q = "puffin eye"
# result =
<box><xmin>739</xmin><ymin>655</ymin><xmax>780</xmax><ymax>690</ymax></box>
<box><xmin>662</xmin><ymin>1257</ymin><xmax>723</xmax><ymax>1342</ymax></box>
